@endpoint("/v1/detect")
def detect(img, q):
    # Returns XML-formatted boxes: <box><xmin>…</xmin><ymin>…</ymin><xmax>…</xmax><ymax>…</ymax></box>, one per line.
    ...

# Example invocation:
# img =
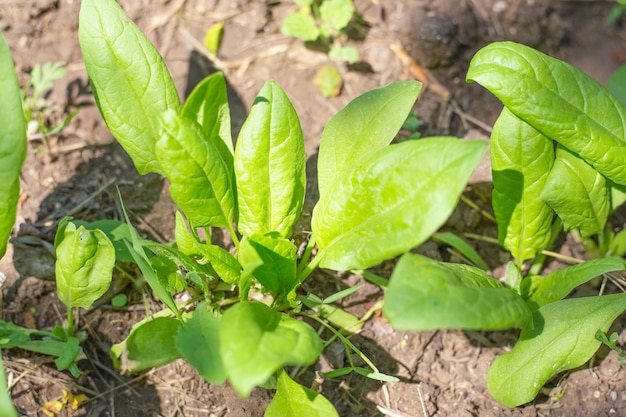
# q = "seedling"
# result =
<box><xmin>77</xmin><ymin>0</ymin><xmax>486</xmax><ymax>414</ymax></box>
<box><xmin>383</xmin><ymin>41</ymin><xmax>626</xmax><ymax>408</ymax></box>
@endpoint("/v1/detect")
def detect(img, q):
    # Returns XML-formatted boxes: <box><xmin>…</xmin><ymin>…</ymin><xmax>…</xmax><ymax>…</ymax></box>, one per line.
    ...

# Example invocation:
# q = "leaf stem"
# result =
<box><xmin>297</xmin><ymin>234</ymin><xmax>316</xmax><ymax>275</ymax></box>
<box><xmin>297</xmin><ymin>248</ymin><xmax>323</xmax><ymax>283</ymax></box>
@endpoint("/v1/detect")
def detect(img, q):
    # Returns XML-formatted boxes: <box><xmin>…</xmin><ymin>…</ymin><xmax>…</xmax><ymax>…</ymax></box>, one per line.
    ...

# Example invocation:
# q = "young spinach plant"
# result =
<box><xmin>78</xmin><ymin>0</ymin><xmax>486</xmax><ymax>414</ymax></box>
<box><xmin>383</xmin><ymin>41</ymin><xmax>626</xmax><ymax>408</ymax></box>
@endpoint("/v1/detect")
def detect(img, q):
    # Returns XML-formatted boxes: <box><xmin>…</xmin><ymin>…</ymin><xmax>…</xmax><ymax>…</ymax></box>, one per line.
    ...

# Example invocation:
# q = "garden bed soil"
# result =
<box><xmin>1</xmin><ymin>0</ymin><xmax>625</xmax><ymax>416</ymax></box>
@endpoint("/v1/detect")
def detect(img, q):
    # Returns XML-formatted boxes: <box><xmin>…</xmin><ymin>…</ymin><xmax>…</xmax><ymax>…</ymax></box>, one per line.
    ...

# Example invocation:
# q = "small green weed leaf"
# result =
<box><xmin>111</xmin><ymin>294</ymin><xmax>128</xmax><ymax>307</ymax></box>
<box><xmin>384</xmin><ymin>253</ymin><xmax>532</xmax><ymax>331</ymax></box>
<box><xmin>313</xmin><ymin>138</ymin><xmax>486</xmax><ymax>270</ymax></box>
<box><xmin>607</xmin><ymin>64</ymin><xmax>626</xmax><ymax>107</ymax></box>
<box><xmin>122</xmin><ymin>317</ymin><xmax>182</xmax><ymax>374</ymax></box>
<box><xmin>467</xmin><ymin>41</ymin><xmax>626</xmax><ymax>186</ymax></box>
<box><xmin>157</xmin><ymin>109</ymin><xmax>235</xmax><ymax>229</ymax></box>
<box><xmin>204</xmin><ymin>21</ymin><xmax>224</xmax><ymax>56</ymax></box>
<box><xmin>281</xmin><ymin>12</ymin><xmax>320</xmax><ymax>41</ymax></box>
<box><xmin>433</xmin><ymin>232</ymin><xmax>489</xmax><ymax>270</ymax></box>
<box><xmin>175</xmin><ymin>302</ymin><xmax>226</xmax><ymax>384</ymax></box>
<box><xmin>525</xmin><ymin>258</ymin><xmax>624</xmax><ymax>310</ymax></box>
<box><xmin>0</xmin><ymin>356</ymin><xmax>18</xmax><ymax>417</ymax></box>
<box><xmin>490</xmin><ymin>108</ymin><xmax>553</xmax><ymax>262</ymax></box>
<box><xmin>182</xmin><ymin>72</ymin><xmax>234</xmax><ymax>161</ymax></box>
<box><xmin>0</xmin><ymin>32</ymin><xmax>27</xmax><ymax>259</ymax></box>
<box><xmin>265</xmin><ymin>368</ymin><xmax>338</xmax><ymax>417</ymax></box>
<box><xmin>234</xmin><ymin>81</ymin><xmax>306</xmax><ymax>238</ymax></box>
<box><xmin>328</xmin><ymin>46</ymin><xmax>359</xmax><ymax>64</ymax></box>
<box><xmin>0</xmin><ymin>320</ymin><xmax>36</xmax><ymax>348</ymax></box>
<box><xmin>79</xmin><ymin>0</ymin><xmax>180</xmax><ymax>175</ymax></box>
<box><xmin>488</xmin><ymin>294</ymin><xmax>626</xmax><ymax>407</ymax></box>
<box><xmin>320</xmin><ymin>0</ymin><xmax>354</xmax><ymax>31</ymax></box>
<box><xmin>540</xmin><ymin>146</ymin><xmax>610</xmax><ymax>238</ymax></box>
<box><xmin>609</xmin><ymin>228</ymin><xmax>626</xmax><ymax>257</ymax></box>
<box><xmin>313</xmin><ymin>65</ymin><xmax>343</xmax><ymax>98</ymax></box>
<box><xmin>239</xmin><ymin>236</ymin><xmax>298</xmax><ymax>295</ymax></box>
<box><xmin>74</xmin><ymin>219</ymin><xmax>134</xmax><ymax>263</ymax></box>
<box><xmin>353</xmin><ymin>367</ymin><xmax>399</xmax><ymax>382</ymax></box>
<box><xmin>299</xmin><ymin>296</ymin><xmax>363</xmax><ymax>333</ymax></box>
<box><xmin>30</xmin><ymin>61</ymin><xmax>66</xmax><ymax>97</ymax></box>
<box><xmin>220</xmin><ymin>302</ymin><xmax>322</xmax><ymax>398</ymax></box>
<box><xmin>317</xmin><ymin>81</ymin><xmax>421</xmax><ymax>199</ymax></box>
<box><xmin>55</xmin><ymin>222</ymin><xmax>115</xmax><ymax>310</ymax></box>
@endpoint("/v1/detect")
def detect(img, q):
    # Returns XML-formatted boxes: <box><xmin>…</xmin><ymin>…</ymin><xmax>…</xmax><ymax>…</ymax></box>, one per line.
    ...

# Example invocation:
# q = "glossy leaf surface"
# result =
<box><xmin>79</xmin><ymin>0</ymin><xmax>180</xmax><ymax>174</ymax></box>
<box><xmin>55</xmin><ymin>223</ymin><xmax>115</xmax><ymax>310</ymax></box>
<box><xmin>157</xmin><ymin>110</ymin><xmax>235</xmax><ymax>228</ymax></box>
<box><xmin>384</xmin><ymin>253</ymin><xmax>532</xmax><ymax>331</ymax></box>
<box><xmin>313</xmin><ymin>137</ymin><xmax>486</xmax><ymax>270</ymax></box>
<box><xmin>317</xmin><ymin>81</ymin><xmax>421</xmax><ymax>199</ymax></box>
<box><xmin>220</xmin><ymin>302</ymin><xmax>322</xmax><ymax>398</ymax></box>
<box><xmin>234</xmin><ymin>81</ymin><xmax>305</xmax><ymax>238</ymax></box>
<box><xmin>540</xmin><ymin>146</ymin><xmax>610</xmax><ymax>238</ymax></box>
<box><xmin>488</xmin><ymin>294</ymin><xmax>626</xmax><ymax>407</ymax></box>
<box><xmin>467</xmin><ymin>41</ymin><xmax>626</xmax><ymax>185</ymax></box>
<box><xmin>0</xmin><ymin>32</ymin><xmax>26</xmax><ymax>259</ymax></box>
<box><xmin>491</xmin><ymin>108</ymin><xmax>553</xmax><ymax>262</ymax></box>
<box><xmin>265</xmin><ymin>369</ymin><xmax>338</xmax><ymax>417</ymax></box>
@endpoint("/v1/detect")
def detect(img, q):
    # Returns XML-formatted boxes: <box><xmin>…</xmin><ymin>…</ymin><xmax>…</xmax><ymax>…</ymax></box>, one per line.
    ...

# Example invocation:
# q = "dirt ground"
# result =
<box><xmin>1</xmin><ymin>0</ymin><xmax>626</xmax><ymax>416</ymax></box>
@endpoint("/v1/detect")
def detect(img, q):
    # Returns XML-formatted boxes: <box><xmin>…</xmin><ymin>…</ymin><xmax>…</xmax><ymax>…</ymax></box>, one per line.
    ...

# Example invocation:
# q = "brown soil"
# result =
<box><xmin>1</xmin><ymin>0</ymin><xmax>625</xmax><ymax>416</ymax></box>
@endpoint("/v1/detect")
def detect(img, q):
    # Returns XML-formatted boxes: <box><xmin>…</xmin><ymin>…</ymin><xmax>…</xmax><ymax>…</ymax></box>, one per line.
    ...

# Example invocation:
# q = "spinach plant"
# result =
<box><xmin>383</xmin><ymin>41</ymin><xmax>626</xmax><ymax>408</ymax></box>
<box><xmin>78</xmin><ymin>0</ymin><xmax>486</xmax><ymax>414</ymax></box>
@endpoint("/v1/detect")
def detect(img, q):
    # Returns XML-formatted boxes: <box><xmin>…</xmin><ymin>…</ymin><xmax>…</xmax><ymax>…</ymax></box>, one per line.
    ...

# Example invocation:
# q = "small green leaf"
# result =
<box><xmin>239</xmin><ymin>235</ymin><xmax>298</xmax><ymax>295</ymax></box>
<box><xmin>328</xmin><ymin>46</ymin><xmax>359</xmax><ymax>64</ymax></box>
<box><xmin>609</xmin><ymin>228</ymin><xmax>626</xmax><ymax>257</ymax></box>
<box><xmin>281</xmin><ymin>12</ymin><xmax>320</xmax><ymax>41</ymax></box>
<box><xmin>540</xmin><ymin>146</ymin><xmax>610</xmax><ymax>238</ymax></box>
<box><xmin>352</xmin><ymin>367</ymin><xmax>399</xmax><ymax>382</ymax></box>
<box><xmin>55</xmin><ymin>223</ymin><xmax>115</xmax><ymax>310</ymax></box>
<box><xmin>111</xmin><ymin>293</ymin><xmax>128</xmax><ymax>307</ymax></box>
<box><xmin>0</xmin><ymin>320</ymin><xmax>37</xmax><ymax>349</ymax></box>
<box><xmin>384</xmin><ymin>253</ymin><xmax>533</xmax><ymax>330</ymax></box>
<box><xmin>157</xmin><ymin>109</ymin><xmax>235</xmax><ymax>229</ymax></box>
<box><xmin>488</xmin><ymin>294</ymin><xmax>626</xmax><ymax>407</ymax></box>
<box><xmin>319</xmin><ymin>0</ymin><xmax>354</xmax><ymax>31</ymax></box>
<box><xmin>204</xmin><ymin>21</ymin><xmax>224</xmax><ymax>55</ymax></box>
<box><xmin>467</xmin><ymin>41</ymin><xmax>626</xmax><ymax>186</ymax></box>
<box><xmin>79</xmin><ymin>0</ymin><xmax>181</xmax><ymax>175</ymax></box>
<box><xmin>313</xmin><ymin>138</ymin><xmax>487</xmax><ymax>270</ymax></box>
<box><xmin>525</xmin><ymin>258</ymin><xmax>625</xmax><ymax>310</ymax></box>
<box><xmin>265</xmin><ymin>368</ymin><xmax>338</xmax><ymax>417</ymax></box>
<box><xmin>313</xmin><ymin>65</ymin><xmax>342</xmax><ymax>98</ymax></box>
<box><xmin>317</xmin><ymin>81</ymin><xmax>422</xmax><ymax>200</ymax></box>
<box><xmin>433</xmin><ymin>232</ymin><xmax>489</xmax><ymax>270</ymax></box>
<box><xmin>490</xmin><ymin>108</ymin><xmax>554</xmax><ymax>262</ymax></box>
<box><xmin>220</xmin><ymin>302</ymin><xmax>322</xmax><ymax>398</ymax></box>
<box><xmin>73</xmin><ymin>219</ymin><xmax>134</xmax><ymax>263</ymax></box>
<box><xmin>0</xmin><ymin>32</ymin><xmax>27</xmax><ymax>260</ymax></box>
<box><xmin>234</xmin><ymin>81</ymin><xmax>306</xmax><ymax>238</ymax></box>
<box><xmin>122</xmin><ymin>317</ymin><xmax>182</xmax><ymax>373</ymax></box>
<box><xmin>175</xmin><ymin>302</ymin><xmax>226</xmax><ymax>384</ymax></box>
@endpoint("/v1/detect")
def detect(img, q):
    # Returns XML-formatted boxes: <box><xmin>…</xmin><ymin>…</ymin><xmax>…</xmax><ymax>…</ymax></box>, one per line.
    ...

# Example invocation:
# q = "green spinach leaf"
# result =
<box><xmin>265</xmin><ymin>368</ymin><xmax>338</xmax><ymax>417</ymax></box>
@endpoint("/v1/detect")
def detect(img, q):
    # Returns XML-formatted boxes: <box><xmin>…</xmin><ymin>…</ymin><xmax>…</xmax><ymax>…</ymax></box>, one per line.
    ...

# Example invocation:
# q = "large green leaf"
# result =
<box><xmin>265</xmin><ymin>368</ymin><xmax>338</xmax><ymax>417</ymax></box>
<box><xmin>121</xmin><ymin>317</ymin><xmax>182</xmax><ymax>373</ymax></box>
<box><xmin>525</xmin><ymin>257</ymin><xmax>624</xmax><ymax>310</ymax></box>
<box><xmin>79</xmin><ymin>0</ymin><xmax>180</xmax><ymax>175</ymax></box>
<box><xmin>55</xmin><ymin>222</ymin><xmax>115</xmax><ymax>310</ymax></box>
<box><xmin>540</xmin><ymin>146</ymin><xmax>610</xmax><ymax>238</ymax></box>
<box><xmin>312</xmin><ymin>137</ymin><xmax>486</xmax><ymax>270</ymax></box>
<box><xmin>220</xmin><ymin>302</ymin><xmax>322</xmax><ymax>398</ymax></box>
<box><xmin>317</xmin><ymin>81</ymin><xmax>422</xmax><ymax>199</ymax></box>
<box><xmin>239</xmin><ymin>235</ymin><xmax>298</xmax><ymax>295</ymax></box>
<box><xmin>175</xmin><ymin>302</ymin><xmax>226</xmax><ymax>384</ymax></box>
<box><xmin>488</xmin><ymin>294</ymin><xmax>626</xmax><ymax>407</ymax></box>
<box><xmin>491</xmin><ymin>108</ymin><xmax>553</xmax><ymax>262</ymax></box>
<box><xmin>384</xmin><ymin>253</ymin><xmax>533</xmax><ymax>331</ymax></box>
<box><xmin>0</xmin><ymin>32</ymin><xmax>27</xmax><ymax>260</ymax></box>
<box><xmin>156</xmin><ymin>110</ymin><xmax>235</xmax><ymax>229</ymax></box>
<box><xmin>234</xmin><ymin>81</ymin><xmax>305</xmax><ymax>238</ymax></box>
<box><xmin>467</xmin><ymin>41</ymin><xmax>626</xmax><ymax>186</ymax></box>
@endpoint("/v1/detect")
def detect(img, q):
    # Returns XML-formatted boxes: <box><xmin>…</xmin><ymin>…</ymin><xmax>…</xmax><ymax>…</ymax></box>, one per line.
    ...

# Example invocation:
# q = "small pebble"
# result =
<box><xmin>610</xmin><ymin>391</ymin><xmax>617</xmax><ymax>401</ymax></box>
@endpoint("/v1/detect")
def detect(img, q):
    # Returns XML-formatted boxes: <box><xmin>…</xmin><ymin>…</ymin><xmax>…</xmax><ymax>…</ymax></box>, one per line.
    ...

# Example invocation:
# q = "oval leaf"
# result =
<box><xmin>0</xmin><ymin>33</ymin><xmax>27</xmax><ymax>259</ymax></box>
<box><xmin>79</xmin><ymin>0</ymin><xmax>181</xmax><ymax>174</ymax></box>
<box><xmin>280</xmin><ymin>12</ymin><xmax>320</xmax><ymax>41</ymax></box>
<box><xmin>491</xmin><ymin>108</ymin><xmax>554</xmax><ymax>262</ymax></box>
<box><xmin>157</xmin><ymin>110</ymin><xmax>235</xmax><ymax>228</ymax></box>
<box><xmin>467</xmin><ymin>41</ymin><xmax>626</xmax><ymax>185</ymax></box>
<box><xmin>220</xmin><ymin>302</ymin><xmax>322</xmax><ymax>398</ymax></box>
<box><xmin>312</xmin><ymin>137</ymin><xmax>487</xmax><ymax>270</ymax></box>
<box><xmin>488</xmin><ymin>294</ymin><xmax>626</xmax><ymax>407</ymax></box>
<box><xmin>55</xmin><ymin>223</ymin><xmax>115</xmax><ymax>310</ymax></box>
<box><xmin>122</xmin><ymin>317</ymin><xmax>182</xmax><ymax>373</ymax></box>
<box><xmin>384</xmin><ymin>253</ymin><xmax>532</xmax><ymax>331</ymax></box>
<box><xmin>317</xmin><ymin>81</ymin><xmax>422</xmax><ymax>199</ymax></box>
<box><xmin>265</xmin><ymin>369</ymin><xmax>338</xmax><ymax>417</ymax></box>
<box><xmin>234</xmin><ymin>81</ymin><xmax>306</xmax><ymax>238</ymax></box>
